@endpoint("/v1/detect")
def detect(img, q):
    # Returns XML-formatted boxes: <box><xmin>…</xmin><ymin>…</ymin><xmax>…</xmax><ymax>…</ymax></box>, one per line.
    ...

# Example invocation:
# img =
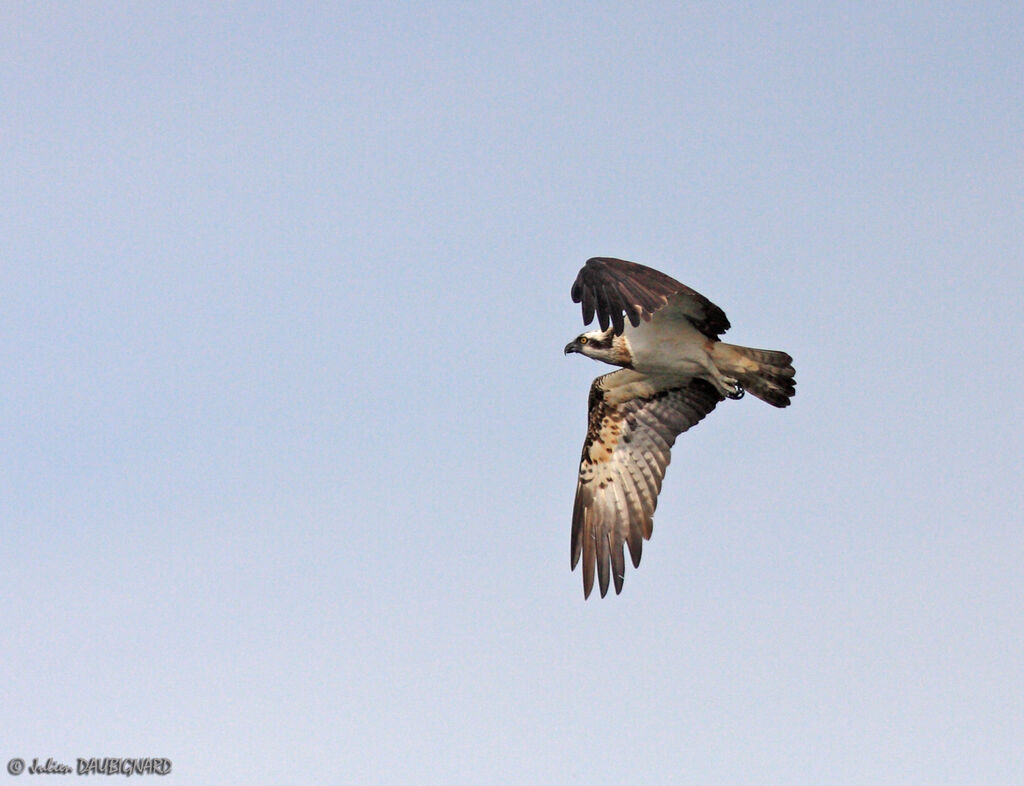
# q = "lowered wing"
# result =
<box><xmin>571</xmin><ymin>369</ymin><xmax>723</xmax><ymax>598</ymax></box>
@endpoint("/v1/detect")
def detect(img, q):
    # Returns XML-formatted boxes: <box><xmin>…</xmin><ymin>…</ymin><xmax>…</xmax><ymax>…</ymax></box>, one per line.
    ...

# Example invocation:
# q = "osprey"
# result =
<box><xmin>564</xmin><ymin>257</ymin><xmax>796</xmax><ymax>598</ymax></box>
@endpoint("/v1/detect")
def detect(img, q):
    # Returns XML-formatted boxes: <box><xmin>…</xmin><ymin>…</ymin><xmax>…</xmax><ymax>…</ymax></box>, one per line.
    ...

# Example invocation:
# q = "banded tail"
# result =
<box><xmin>713</xmin><ymin>344</ymin><xmax>796</xmax><ymax>408</ymax></box>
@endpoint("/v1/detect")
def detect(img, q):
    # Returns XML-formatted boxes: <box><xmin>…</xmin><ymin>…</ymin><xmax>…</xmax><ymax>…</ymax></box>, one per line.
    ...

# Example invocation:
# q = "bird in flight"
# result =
<box><xmin>564</xmin><ymin>257</ymin><xmax>795</xmax><ymax>598</ymax></box>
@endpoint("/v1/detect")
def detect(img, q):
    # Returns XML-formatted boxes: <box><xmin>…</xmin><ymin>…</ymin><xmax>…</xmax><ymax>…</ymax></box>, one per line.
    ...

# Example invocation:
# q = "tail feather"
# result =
<box><xmin>715</xmin><ymin>344</ymin><xmax>796</xmax><ymax>408</ymax></box>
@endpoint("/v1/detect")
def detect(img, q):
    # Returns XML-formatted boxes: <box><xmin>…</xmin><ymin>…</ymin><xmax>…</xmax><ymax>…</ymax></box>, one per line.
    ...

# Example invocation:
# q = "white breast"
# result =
<box><xmin>623</xmin><ymin>310</ymin><xmax>712</xmax><ymax>377</ymax></box>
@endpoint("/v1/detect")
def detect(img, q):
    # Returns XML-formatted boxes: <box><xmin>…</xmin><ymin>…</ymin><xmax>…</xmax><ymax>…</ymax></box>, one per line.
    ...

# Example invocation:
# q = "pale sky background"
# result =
<box><xmin>3</xmin><ymin>2</ymin><xmax>1023</xmax><ymax>784</ymax></box>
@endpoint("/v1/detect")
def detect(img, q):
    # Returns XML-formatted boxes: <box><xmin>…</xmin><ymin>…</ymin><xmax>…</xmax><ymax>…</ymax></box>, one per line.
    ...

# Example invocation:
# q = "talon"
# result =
<box><xmin>727</xmin><ymin>384</ymin><xmax>745</xmax><ymax>400</ymax></box>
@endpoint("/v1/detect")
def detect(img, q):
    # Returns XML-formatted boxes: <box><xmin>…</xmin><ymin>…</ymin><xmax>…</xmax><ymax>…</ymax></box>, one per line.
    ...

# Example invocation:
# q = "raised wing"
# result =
<box><xmin>571</xmin><ymin>257</ymin><xmax>731</xmax><ymax>339</ymax></box>
<box><xmin>571</xmin><ymin>369</ymin><xmax>723</xmax><ymax>598</ymax></box>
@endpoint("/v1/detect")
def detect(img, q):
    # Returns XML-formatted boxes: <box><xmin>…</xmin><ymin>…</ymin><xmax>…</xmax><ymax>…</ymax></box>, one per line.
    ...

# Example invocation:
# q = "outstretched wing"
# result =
<box><xmin>571</xmin><ymin>257</ymin><xmax>731</xmax><ymax>339</ymax></box>
<box><xmin>572</xmin><ymin>369</ymin><xmax>723</xmax><ymax>598</ymax></box>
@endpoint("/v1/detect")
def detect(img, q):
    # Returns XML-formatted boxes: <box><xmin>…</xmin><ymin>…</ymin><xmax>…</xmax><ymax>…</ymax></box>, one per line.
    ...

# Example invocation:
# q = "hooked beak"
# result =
<box><xmin>564</xmin><ymin>340</ymin><xmax>580</xmax><ymax>355</ymax></box>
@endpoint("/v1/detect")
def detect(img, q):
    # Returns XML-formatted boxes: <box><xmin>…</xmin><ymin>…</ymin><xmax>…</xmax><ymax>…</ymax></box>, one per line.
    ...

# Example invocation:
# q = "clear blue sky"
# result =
<box><xmin>3</xmin><ymin>2</ymin><xmax>1022</xmax><ymax>783</ymax></box>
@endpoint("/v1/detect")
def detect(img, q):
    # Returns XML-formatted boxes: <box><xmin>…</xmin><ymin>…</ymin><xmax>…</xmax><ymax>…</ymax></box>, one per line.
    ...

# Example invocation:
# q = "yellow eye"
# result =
<box><xmin>579</xmin><ymin>336</ymin><xmax>588</xmax><ymax>344</ymax></box>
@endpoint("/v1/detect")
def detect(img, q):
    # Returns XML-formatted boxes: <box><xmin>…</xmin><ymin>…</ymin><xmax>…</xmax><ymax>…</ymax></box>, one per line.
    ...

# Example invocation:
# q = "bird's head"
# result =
<box><xmin>564</xmin><ymin>329</ymin><xmax>630</xmax><ymax>366</ymax></box>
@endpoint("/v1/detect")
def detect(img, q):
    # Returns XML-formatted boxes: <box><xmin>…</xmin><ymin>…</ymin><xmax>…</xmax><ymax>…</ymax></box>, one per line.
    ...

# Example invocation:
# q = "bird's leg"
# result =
<box><xmin>707</xmin><ymin>365</ymin><xmax>745</xmax><ymax>400</ymax></box>
<box><xmin>701</xmin><ymin>345</ymin><xmax>746</xmax><ymax>400</ymax></box>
